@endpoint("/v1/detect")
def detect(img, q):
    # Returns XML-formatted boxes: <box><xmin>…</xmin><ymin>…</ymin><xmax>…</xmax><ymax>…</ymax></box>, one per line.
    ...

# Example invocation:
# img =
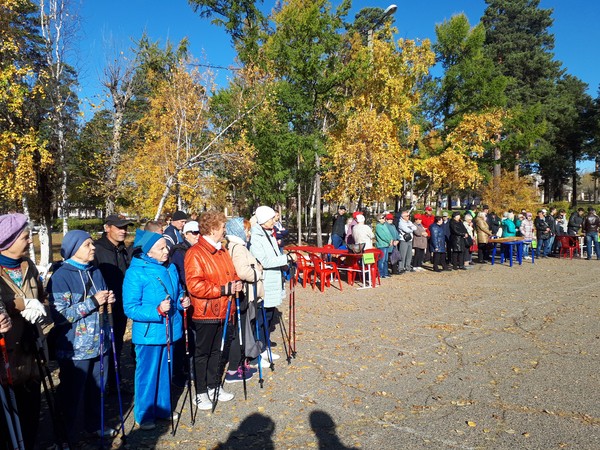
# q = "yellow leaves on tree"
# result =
<box><xmin>421</xmin><ymin>109</ymin><xmax>506</xmax><ymax>191</ymax></box>
<box><xmin>0</xmin><ymin>130</ymin><xmax>51</xmax><ymax>203</ymax></box>
<box><xmin>325</xmin><ymin>36</ymin><xmax>434</xmax><ymax>203</ymax></box>
<box><xmin>479</xmin><ymin>170</ymin><xmax>540</xmax><ymax>213</ymax></box>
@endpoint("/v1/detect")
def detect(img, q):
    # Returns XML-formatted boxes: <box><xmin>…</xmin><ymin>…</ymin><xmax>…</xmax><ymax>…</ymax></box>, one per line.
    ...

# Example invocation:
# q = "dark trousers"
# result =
<box><xmin>478</xmin><ymin>244</ymin><xmax>490</xmax><ymax>262</ymax></box>
<box><xmin>256</xmin><ymin>306</ymin><xmax>276</xmax><ymax>349</ymax></box>
<box><xmin>107</xmin><ymin>312</ymin><xmax>127</xmax><ymax>389</ymax></box>
<box><xmin>451</xmin><ymin>251</ymin><xmax>464</xmax><ymax>269</ymax></box>
<box><xmin>193</xmin><ymin>321</ymin><xmax>232</xmax><ymax>393</ymax></box>
<box><xmin>57</xmin><ymin>354</ymin><xmax>108</xmax><ymax>441</ymax></box>
<box><xmin>0</xmin><ymin>380</ymin><xmax>41</xmax><ymax>450</ymax></box>
<box><xmin>412</xmin><ymin>248</ymin><xmax>425</xmax><ymax>268</ymax></box>
<box><xmin>432</xmin><ymin>252</ymin><xmax>448</xmax><ymax>271</ymax></box>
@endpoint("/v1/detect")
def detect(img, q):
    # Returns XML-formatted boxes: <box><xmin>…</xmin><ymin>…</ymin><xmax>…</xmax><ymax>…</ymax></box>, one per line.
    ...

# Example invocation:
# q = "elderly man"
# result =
<box><xmin>93</xmin><ymin>214</ymin><xmax>133</xmax><ymax>392</ymax></box>
<box><xmin>163</xmin><ymin>210</ymin><xmax>188</xmax><ymax>249</ymax></box>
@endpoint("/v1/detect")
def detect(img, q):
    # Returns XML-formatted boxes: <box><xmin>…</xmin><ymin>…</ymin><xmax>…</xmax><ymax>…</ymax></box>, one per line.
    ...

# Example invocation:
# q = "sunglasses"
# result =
<box><xmin>188</xmin><ymin>230</ymin><xmax>200</xmax><ymax>235</ymax></box>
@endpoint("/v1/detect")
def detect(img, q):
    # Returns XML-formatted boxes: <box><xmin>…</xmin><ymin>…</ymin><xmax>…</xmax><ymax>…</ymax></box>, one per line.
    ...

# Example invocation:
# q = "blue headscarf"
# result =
<box><xmin>133</xmin><ymin>229</ymin><xmax>162</xmax><ymax>254</ymax></box>
<box><xmin>226</xmin><ymin>217</ymin><xmax>247</xmax><ymax>243</ymax></box>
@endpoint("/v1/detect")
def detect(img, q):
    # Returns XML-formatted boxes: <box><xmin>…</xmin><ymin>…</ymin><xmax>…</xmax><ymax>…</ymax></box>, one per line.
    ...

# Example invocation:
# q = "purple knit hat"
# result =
<box><xmin>0</xmin><ymin>213</ymin><xmax>29</xmax><ymax>251</ymax></box>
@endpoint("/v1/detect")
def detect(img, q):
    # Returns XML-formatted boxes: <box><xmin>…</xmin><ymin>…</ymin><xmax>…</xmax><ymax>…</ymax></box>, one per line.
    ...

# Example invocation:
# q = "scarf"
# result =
<box><xmin>0</xmin><ymin>254</ymin><xmax>22</xmax><ymax>269</ymax></box>
<box><xmin>65</xmin><ymin>258</ymin><xmax>92</xmax><ymax>271</ymax></box>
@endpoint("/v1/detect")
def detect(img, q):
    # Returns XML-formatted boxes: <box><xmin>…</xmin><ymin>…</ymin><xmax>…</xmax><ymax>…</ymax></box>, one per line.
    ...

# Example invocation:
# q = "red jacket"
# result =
<box><xmin>184</xmin><ymin>237</ymin><xmax>238</xmax><ymax>322</ymax></box>
<box><xmin>421</xmin><ymin>213</ymin><xmax>435</xmax><ymax>235</ymax></box>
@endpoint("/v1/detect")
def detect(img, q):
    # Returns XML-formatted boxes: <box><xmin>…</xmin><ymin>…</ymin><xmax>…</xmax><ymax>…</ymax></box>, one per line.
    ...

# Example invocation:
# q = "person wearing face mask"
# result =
<box><xmin>184</xmin><ymin>211</ymin><xmax>242</xmax><ymax>410</ymax></box>
<box><xmin>0</xmin><ymin>213</ymin><xmax>49</xmax><ymax>450</ymax></box>
<box><xmin>47</xmin><ymin>230</ymin><xmax>116</xmax><ymax>442</ymax></box>
<box><xmin>123</xmin><ymin>230</ymin><xmax>189</xmax><ymax>430</ymax></box>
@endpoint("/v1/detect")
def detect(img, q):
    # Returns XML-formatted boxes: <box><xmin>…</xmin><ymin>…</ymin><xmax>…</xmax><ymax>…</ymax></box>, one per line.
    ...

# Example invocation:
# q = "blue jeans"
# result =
<box><xmin>331</xmin><ymin>234</ymin><xmax>344</xmax><ymax>249</ymax></box>
<box><xmin>585</xmin><ymin>232</ymin><xmax>600</xmax><ymax>259</ymax></box>
<box><xmin>377</xmin><ymin>247</ymin><xmax>390</xmax><ymax>277</ymax></box>
<box><xmin>536</xmin><ymin>237</ymin><xmax>549</xmax><ymax>257</ymax></box>
<box><xmin>546</xmin><ymin>235</ymin><xmax>555</xmax><ymax>256</ymax></box>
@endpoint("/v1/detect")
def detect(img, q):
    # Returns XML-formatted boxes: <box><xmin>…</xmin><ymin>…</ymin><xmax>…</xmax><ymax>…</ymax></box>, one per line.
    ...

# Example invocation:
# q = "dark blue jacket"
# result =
<box><xmin>48</xmin><ymin>261</ymin><xmax>109</xmax><ymax>360</ymax></box>
<box><xmin>429</xmin><ymin>223</ymin><xmax>446</xmax><ymax>253</ymax></box>
<box><xmin>163</xmin><ymin>224</ymin><xmax>183</xmax><ymax>249</ymax></box>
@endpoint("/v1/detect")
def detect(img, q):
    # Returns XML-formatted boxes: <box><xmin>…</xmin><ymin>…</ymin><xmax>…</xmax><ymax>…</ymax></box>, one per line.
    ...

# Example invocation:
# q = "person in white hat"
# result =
<box><xmin>249</xmin><ymin>206</ymin><xmax>291</xmax><ymax>363</ymax></box>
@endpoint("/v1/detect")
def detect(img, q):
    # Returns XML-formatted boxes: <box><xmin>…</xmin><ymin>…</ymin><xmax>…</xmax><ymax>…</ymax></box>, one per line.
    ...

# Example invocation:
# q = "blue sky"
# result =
<box><xmin>74</xmin><ymin>0</ymin><xmax>599</xmax><ymax>169</ymax></box>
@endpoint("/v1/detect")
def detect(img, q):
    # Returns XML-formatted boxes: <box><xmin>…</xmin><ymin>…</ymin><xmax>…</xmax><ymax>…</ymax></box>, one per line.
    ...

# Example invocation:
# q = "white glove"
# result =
<box><xmin>20</xmin><ymin>298</ymin><xmax>47</xmax><ymax>324</ymax></box>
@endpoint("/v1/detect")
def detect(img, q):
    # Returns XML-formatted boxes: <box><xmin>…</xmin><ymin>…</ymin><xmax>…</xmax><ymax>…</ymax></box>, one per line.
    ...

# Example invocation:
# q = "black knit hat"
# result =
<box><xmin>172</xmin><ymin>211</ymin><xmax>188</xmax><ymax>221</ymax></box>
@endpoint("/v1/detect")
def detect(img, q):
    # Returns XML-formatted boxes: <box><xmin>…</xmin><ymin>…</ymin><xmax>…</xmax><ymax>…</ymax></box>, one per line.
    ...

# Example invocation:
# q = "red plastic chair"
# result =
<box><xmin>310</xmin><ymin>254</ymin><xmax>343</xmax><ymax>292</ymax></box>
<box><xmin>557</xmin><ymin>235</ymin><xmax>579</xmax><ymax>259</ymax></box>
<box><xmin>290</xmin><ymin>251</ymin><xmax>314</xmax><ymax>288</ymax></box>
<box><xmin>337</xmin><ymin>253</ymin><xmax>362</xmax><ymax>285</ymax></box>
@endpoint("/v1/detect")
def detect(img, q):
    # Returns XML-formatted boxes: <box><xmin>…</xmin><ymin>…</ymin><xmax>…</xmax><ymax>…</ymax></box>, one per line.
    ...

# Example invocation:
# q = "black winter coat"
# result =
<box><xmin>449</xmin><ymin>219</ymin><xmax>468</xmax><ymax>252</ymax></box>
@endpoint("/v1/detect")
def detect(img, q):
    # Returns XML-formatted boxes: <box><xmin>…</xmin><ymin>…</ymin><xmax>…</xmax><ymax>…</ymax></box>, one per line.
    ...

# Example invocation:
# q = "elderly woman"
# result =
<box><xmin>249</xmin><ymin>206</ymin><xmax>291</xmax><ymax>363</ymax></box>
<box><xmin>474</xmin><ymin>211</ymin><xmax>493</xmax><ymax>263</ymax></box>
<box><xmin>185</xmin><ymin>210</ymin><xmax>242</xmax><ymax>410</ymax></box>
<box><xmin>123</xmin><ymin>230</ymin><xmax>188</xmax><ymax>430</ymax></box>
<box><xmin>375</xmin><ymin>214</ymin><xmax>394</xmax><ymax>278</ymax></box>
<box><xmin>48</xmin><ymin>230</ymin><xmax>115</xmax><ymax>441</ymax></box>
<box><xmin>0</xmin><ymin>214</ymin><xmax>48</xmax><ymax>449</ymax></box>
<box><xmin>449</xmin><ymin>212</ymin><xmax>468</xmax><ymax>270</ymax></box>
<box><xmin>463</xmin><ymin>214</ymin><xmax>476</xmax><ymax>266</ymax></box>
<box><xmin>412</xmin><ymin>214</ymin><xmax>428</xmax><ymax>271</ymax></box>
<box><xmin>224</xmin><ymin>217</ymin><xmax>264</xmax><ymax>380</ymax></box>
<box><xmin>352</xmin><ymin>214</ymin><xmax>374</xmax><ymax>250</ymax></box>
<box><xmin>429</xmin><ymin>216</ymin><xmax>448</xmax><ymax>272</ymax></box>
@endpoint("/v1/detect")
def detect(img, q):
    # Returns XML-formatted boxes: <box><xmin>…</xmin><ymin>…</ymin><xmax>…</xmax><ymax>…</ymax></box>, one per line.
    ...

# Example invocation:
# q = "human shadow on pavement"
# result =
<box><xmin>214</xmin><ymin>413</ymin><xmax>276</xmax><ymax>450</ymax></box>
<box><xmin>309</xmin><ymin>410</ymin><xmax>358</xmax><ymax>450</ymax></box>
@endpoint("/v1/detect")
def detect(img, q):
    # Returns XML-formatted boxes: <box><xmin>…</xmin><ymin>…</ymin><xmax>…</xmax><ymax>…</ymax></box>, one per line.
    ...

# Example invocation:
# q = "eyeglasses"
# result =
<box><xmin>188</xmin><ymin>231</ymin><xmax>200</xmax><ymax>235</ymax></box>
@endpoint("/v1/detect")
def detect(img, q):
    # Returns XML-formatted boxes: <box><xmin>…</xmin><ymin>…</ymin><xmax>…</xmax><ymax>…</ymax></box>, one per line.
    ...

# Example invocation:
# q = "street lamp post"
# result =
<box><xmin>367</xmin><ymin>4</ymin><xmax>398</xmax><ymax>51</ymax></box>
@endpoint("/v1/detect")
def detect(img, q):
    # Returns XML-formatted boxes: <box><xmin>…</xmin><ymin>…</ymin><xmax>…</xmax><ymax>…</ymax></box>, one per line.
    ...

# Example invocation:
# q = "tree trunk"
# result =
<box><xmin>514</xmin><ymin>151</ymin><xmax>520</xmax><ymax>181</ymax></box>
<box><xmin>296</xmin><ymin>152</ymin><xmax>302</xmax><ymax>245</ymax></box>
<box><xmin>571</xmin><ymin>153</ymin><xmax>578</xmax><ymax>208</ymax></box>
<box><xmin>306</xmin><ymin>177</ymin><xmax>316</xmax><ymax>244</ymax></box>
<box><xmin>58</xmin><ymin>120</ymin><xmax>69</xmax><ymax>235</ymax></box>
<box><xmin>315</xmin><ymin>153</ymin><xmax>322</xmax><ymax>247</ymax></box>
<box><xmin>21</xmin><ymin>196</ymin><xmax>36</xmax><ymax>263</ymax></box>
<box><xmin>493</xmin><ymin>144</ymin><xmax>501</xmax><ymax>185</ymax></box>
<box><xmin>594</xmin><ymin>157</ymin><xmax>599</xmax><ymax>203</ymax></box>
<box><xmin>155</xmin><ymin>174</ymin><xmax>176</xmax><ymax>220</ymax></box>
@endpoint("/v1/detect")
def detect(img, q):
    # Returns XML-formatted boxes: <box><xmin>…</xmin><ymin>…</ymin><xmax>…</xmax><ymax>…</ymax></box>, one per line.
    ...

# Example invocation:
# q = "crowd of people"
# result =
<box><xmin>330</xmin><ymin>204</ymin><xmax>600</xmax><ymax>274</ymax></box>
<box><xmin>0</xmin><ymin>206</ymin><xmax>294</xmax><ymax>448</ymax></box>
<box><xmin>0</xmin><ymin>203</ymin><xmax>598</xmax><ymax>448</ymax></box>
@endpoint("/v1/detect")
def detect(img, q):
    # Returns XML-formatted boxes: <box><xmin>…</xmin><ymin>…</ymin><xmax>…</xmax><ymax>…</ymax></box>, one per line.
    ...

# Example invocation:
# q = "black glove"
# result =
<box><xmin>221</xmin><ymin>282</ymin><xmax>234</xmax><ymax>296</ymax></box>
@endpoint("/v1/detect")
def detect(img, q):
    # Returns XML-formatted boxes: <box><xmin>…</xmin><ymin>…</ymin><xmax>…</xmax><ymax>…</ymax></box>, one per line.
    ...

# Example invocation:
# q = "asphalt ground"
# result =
<box><xmin>36</xmin><ymin>254</ymin><xmax>600</xmax><ymax>449</ymax></box>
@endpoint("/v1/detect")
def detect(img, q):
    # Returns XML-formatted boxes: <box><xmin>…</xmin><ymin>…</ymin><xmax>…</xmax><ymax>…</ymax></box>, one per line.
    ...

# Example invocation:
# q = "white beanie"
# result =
<box><xmin>356</xmin><ymin>214</ymin><xmax>365</xmax><ymax>223</ymax></box>
<box><xmin>255</xmin><ymin>206</ymin><xmax>276</xmax><ymax>225</ymax></box>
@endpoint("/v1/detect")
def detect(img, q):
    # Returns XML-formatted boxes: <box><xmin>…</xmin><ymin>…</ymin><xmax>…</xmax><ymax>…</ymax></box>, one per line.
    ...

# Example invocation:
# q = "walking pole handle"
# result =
<box><xmin>107</xmin><ymin>302</ymin><xmax>114</xmax><ymax>328</ymax></box>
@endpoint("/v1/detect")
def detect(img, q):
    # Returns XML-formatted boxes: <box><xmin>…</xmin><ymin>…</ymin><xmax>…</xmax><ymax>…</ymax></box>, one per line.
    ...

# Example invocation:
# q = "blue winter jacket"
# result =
<box><xmin>123</xmin><ymin>255</ymin><xmax>184</xmax><ymax>346</ymax></box>
<box><xmin>429</xmin><ymin>223</ymin><xmax>447</xmax><ymax>253</ymax></box>
<box><xmin>48</xmin><ymin>261</ymin><xmax>109</xmax><ymax>360</ymax></box>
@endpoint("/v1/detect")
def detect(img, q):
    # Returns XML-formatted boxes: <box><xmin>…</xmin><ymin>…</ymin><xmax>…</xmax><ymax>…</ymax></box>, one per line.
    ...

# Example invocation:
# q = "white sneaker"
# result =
<box><xmin>195</xmin><ymin>393</ymin><xmax>213</xmax><ymax>410</ymax></box>
<box><xmin>261</xmin><ymin>350</ymin><xmax>280</xmax><ymax>361</ymax></box>
<box><xmin>248</xmin><ymin>357</ymin><xmax>271</xmax><ymax>369</ymax></box>
<box><xmin>208</xmin><ymin>387</ymin><xmax>234</xmax><ymax>402</ymax></box>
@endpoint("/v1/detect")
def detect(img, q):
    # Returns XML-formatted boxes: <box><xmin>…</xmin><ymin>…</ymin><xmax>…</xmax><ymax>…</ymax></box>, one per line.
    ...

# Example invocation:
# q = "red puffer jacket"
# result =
<box><xmin>184</xmin><ymin>237</ymin><xmax>238</xmax><ymax>322</ymax></box>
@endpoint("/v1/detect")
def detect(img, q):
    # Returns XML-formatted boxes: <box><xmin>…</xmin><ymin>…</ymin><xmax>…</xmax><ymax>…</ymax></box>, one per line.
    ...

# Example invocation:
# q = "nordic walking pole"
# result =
<box><xmin>260</xmin><ymin>305</ymin><xmax>275</xmax><ymax>371</ymax></box>
<box><xmin>234</xmin><ymin>291</ymin><xmax>247</xmax><ymax>400</ymax></box>
<box><xmin>289</xmin><ymin>256</ymin><xmax>297</xmax><ymax>358</ymax></box>
<box><xmin>98</xmin><ymin>303</ymin><xmax>106</xmax><ymax>449</ymax></box>
<box><xmin>0</xmin><ymin>303</ymin><xmax>22</xmax><ymax>450</ymax></box>
<box><xmin>250</xmin><ymin>266</ymin><xmax>264</xmax><ymax>388</ymax></box>
<box><xmin>164</xmin><ymin>296</ymin><xmax>175</xmax><ymax>435</ymax></box>
<box><xmin>278</xmin><ymin>309</ymin><xmax>291</xmax><ymax>364</ymax></box>
<box><xmin>107</xmin><ymin>301</ymin><xmax>126</xmax><ymax>443</ymax></box>
<box><xmin>212</xmin><ymin>294</ymin><xmax>232</xmax><ymax>413</ymax></box>
<box><xmin>183</xmin><ymin>307</ymin><xmax>196</xmax><ymax>425</ymax></box>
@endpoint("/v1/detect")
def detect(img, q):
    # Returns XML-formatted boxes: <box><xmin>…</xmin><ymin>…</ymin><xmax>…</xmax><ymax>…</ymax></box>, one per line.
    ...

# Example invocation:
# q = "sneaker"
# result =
<box><xmin>225</xmin><ymin>367</ymin><xmax>255</xmax><ymax>383</ymax></box>
<box><xmin>208</xmin><ymin>387</ymin><xmax>234</xmax><ymax>402</ymax></box>
<box><xmin>242</xmin><ymin>364</ymin><xmax>257</xmax><ymax>377</ymax></box>
<box><xmin>195</xmin><ymin>393</ymin><xmax>213</xmax><ymax>410</ymax></box>
<box><xmin>157</xmin><ymin>412</ymin><xmax>180</xmax><ymax>422</ymax></box>
<box><xmin>261</xmin><ymin>350</ymin><xmax>280</xmax><ymax>361</ymax></box>
<box><xmin>94</xmin><ymin>427</ymin><xmax>118</xmax><ymax>438</ymax></box>
<box><xmin>248</xmin><ymin>357</ymin><xmax>271</xmax><ymax>369</ymax></box>
<box><xmin>136</xmin><ymin>422</ymin><xmax>156</xmax><ymax>431</ymax></box>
